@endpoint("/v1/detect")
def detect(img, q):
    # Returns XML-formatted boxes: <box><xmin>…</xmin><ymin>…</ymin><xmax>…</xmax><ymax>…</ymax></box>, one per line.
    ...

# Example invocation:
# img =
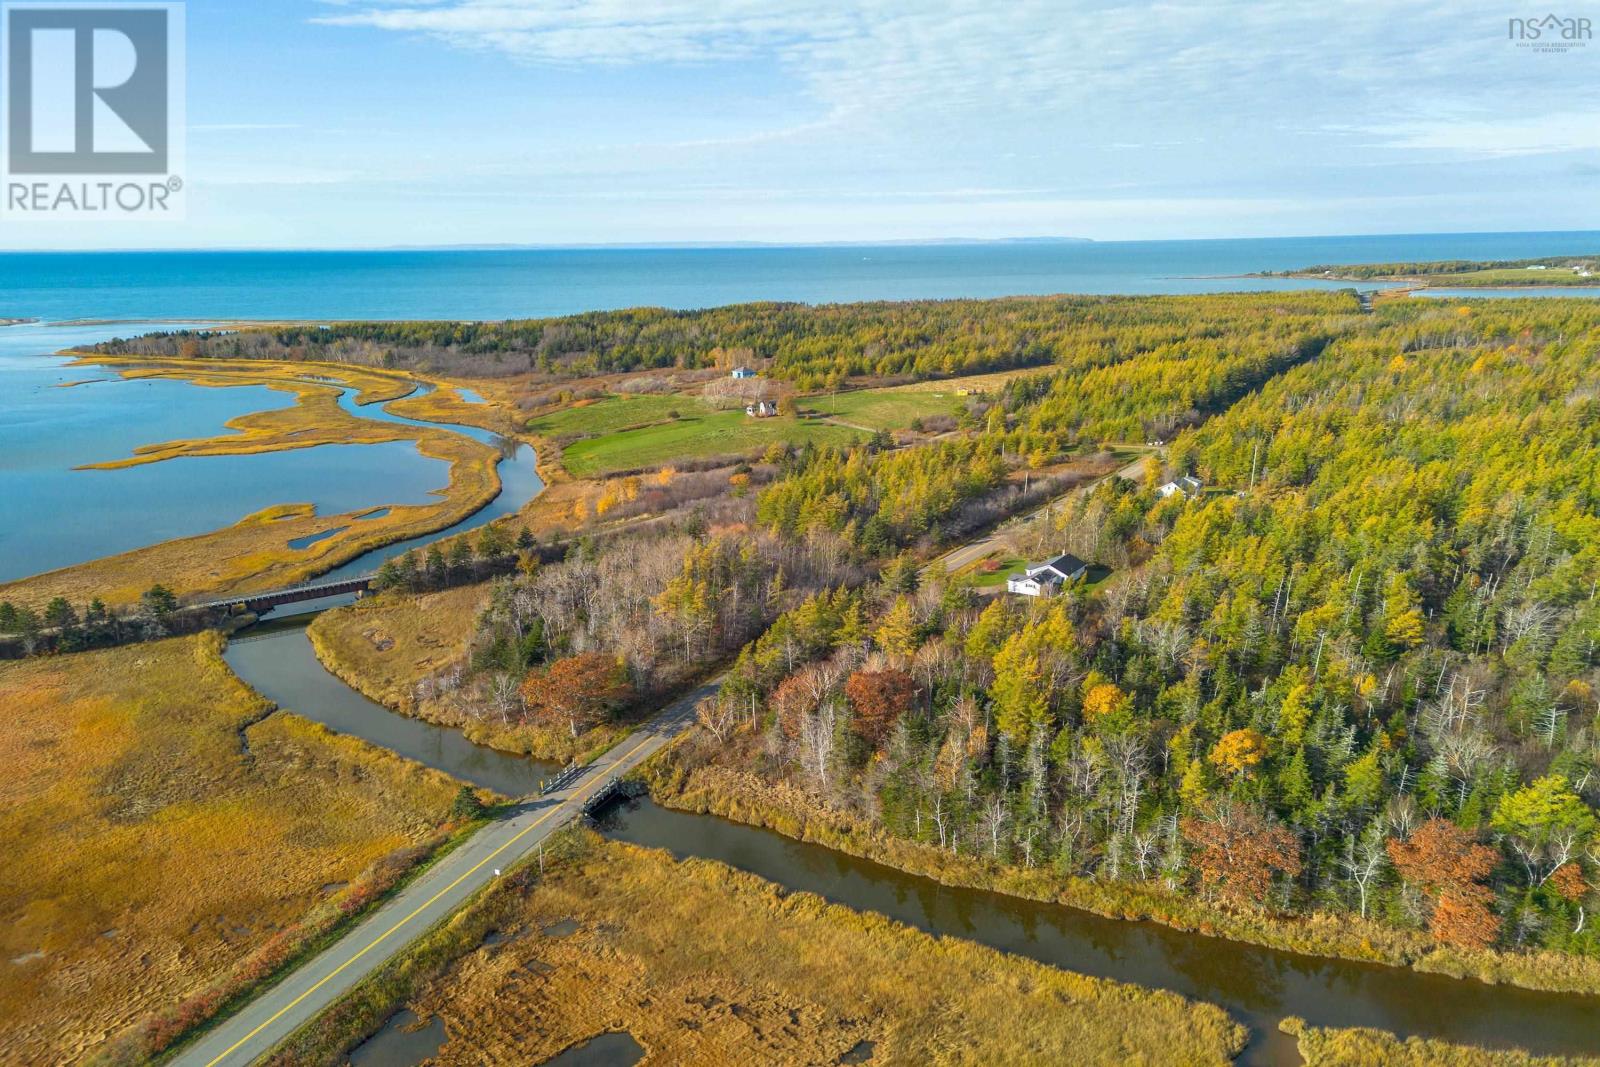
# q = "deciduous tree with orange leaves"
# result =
<box><xmin>519</xmin><ymin>651</ymin><xmax>629</xmax><ymax>738</ymax></box>
<box><xmin>771</xmin><ymin>671</ymin><xmax>820</xmax><ymax>740</ymax></box>
<box><xmin>1386</xmin><ymin>818</ymin><xmax>1502</xmax><ymax>949</ymax></box>
<box><xmin>1181</xmin><ymin>802</ymin><xmax>1302</xmax><ymax>909</ymax></box>
<box><xmin>844</xmin><ymin>667</ymin><xmax>918</xmax><ymax>748</ymax></box>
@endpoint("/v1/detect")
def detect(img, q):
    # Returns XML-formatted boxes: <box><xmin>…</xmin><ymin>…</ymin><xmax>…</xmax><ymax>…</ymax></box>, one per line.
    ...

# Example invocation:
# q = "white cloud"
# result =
<box><xmin>314</xmin><ymin>1</ymin><xmax>855</xmax><ymax>66</ymax></box>
<box><xmin>291</xmin><ymin>1</ymin><xmax>1599</xmax><ymax>241</ymax></box>
<box><xmin>1363</xmin><ymin>111</ymin><xmax>1600</xmax><ymax>157</ymax></box>
<box><xmin>312</xmin><ymin>0</ymin><xmax>1575</xmax><ymax>127</ymax></box>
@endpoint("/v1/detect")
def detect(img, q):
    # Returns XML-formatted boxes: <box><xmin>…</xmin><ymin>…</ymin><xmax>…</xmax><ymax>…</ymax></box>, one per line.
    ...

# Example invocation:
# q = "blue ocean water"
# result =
<box><xmin>2</xmin><ymin>231</ymin><xmax>1597</xmax><ymax>322</ymax></box>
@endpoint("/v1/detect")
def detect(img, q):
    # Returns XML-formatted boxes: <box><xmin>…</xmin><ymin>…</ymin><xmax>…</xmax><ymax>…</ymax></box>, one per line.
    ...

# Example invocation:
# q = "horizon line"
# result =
<box><xmin>2</xmin><ymin>227</ymin><xmax>1599</xmax><ymax>255</ymax></box>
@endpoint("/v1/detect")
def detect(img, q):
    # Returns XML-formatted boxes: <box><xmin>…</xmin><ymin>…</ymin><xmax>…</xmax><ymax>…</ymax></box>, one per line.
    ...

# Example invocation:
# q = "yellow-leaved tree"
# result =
<box><xmin>1208</xmin><ymin>728</ymin><xmax>1268</xmax><ymax>779</ymax></box>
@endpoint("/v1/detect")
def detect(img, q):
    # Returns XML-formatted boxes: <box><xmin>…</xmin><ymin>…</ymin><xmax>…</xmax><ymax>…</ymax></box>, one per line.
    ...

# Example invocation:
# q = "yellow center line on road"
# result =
<box><xmin>201</xmin><ymin>729</ymin><xmax>663</xmax><ymax>1067</ymax></box>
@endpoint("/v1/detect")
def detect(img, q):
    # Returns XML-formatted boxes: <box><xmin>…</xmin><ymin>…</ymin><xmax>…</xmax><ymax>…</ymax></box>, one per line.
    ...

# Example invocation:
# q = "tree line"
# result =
<box><xmin>88</xmin><ymin>290</ymin><xmax>1359</xmax><ymax>393</ymax></box>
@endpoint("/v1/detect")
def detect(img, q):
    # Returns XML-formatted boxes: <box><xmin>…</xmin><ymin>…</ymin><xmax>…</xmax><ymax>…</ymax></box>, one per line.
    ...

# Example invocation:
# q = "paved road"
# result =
<box><xmin>169</xmin><ymin>680</ymin><xmax>711</xmax><ymax>1067</ymax></box>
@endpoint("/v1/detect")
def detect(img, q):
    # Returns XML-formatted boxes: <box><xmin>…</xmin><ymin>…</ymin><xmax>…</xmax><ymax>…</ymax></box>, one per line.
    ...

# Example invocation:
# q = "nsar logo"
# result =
<box><xmin>1507</xmin><ymin>13</ymin><xmax>1592</xmax><ymax>52</ymax></box>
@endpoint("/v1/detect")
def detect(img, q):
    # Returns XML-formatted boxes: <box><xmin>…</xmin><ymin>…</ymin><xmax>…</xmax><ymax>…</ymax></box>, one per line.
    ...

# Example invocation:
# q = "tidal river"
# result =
<box><xmin>224</xmin><ymin>618</ymin><xmax>1600</xmax><ymax>1067</ymax></box>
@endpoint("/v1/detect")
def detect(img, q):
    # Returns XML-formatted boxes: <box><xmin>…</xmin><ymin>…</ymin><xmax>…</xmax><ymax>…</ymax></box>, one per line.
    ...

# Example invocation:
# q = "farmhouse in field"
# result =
<box><xmin>730</xmin><ymin>366</ymin><xmax>757</xmax><ymax>379</ymax></box>
<box><xmin>1157</xmin><ymin>475</ymin><xmax>1204</xmax><ymax>499</ymax></box>
<box><xmin>1006</xmin><ymin>552</ymin><xmax>1088</xmax><ymax>597</ymax></box>
<box><xmin>745</xmin><ymin>399</ymin><xmax>778</xmax><ymax>417</ymax></box>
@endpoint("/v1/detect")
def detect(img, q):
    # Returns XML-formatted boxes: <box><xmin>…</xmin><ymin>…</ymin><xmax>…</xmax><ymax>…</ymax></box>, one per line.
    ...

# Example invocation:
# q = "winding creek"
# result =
<box><xmin>318</xmin><ymin>383</ymin><xmax>543</xmax><ymax>582</ymax></box>
<box><xmin>225</xmin><ymin>618</ymin><xmax>1600</xmax><ymax>1066</ymax></box>
<box><xmin>226</xmin><ymin>618</ymin><xmax>558</xmax><ymax>796</ymax></box>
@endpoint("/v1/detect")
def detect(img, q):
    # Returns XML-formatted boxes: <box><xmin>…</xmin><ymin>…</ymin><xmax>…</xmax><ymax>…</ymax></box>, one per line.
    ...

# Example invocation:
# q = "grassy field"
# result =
<box><xmin>307</xmin><ymin>585</ymin><xmax>488</xmax><ymax>708</ymax></box>
<box><xmin>560</xmin><ymin>410</ymin><xmax>862</xmax><ymax>477</ymax></box>
<box><xmin>1294</xmin><ymin>266</ymin><xmax>1598</xmax><ymax>288</ymax></box>
<box><xmin>958</xmin><ymin>551</ymin><xmax>1027</xmax><ymax>588</ymax></box>
<box><xmin>0</xmin><ymin>362</ymin><xmax>507</xmax><ymax>609</ymax></box>
<box><xmin>0</xmin><ymin>634</ymin><xmax>465</xmax><ymax>1065</ymax></box>
<box><xmin>308</xmin><ymin>587</ymin><xmax>630</xmax><ymax>763</ymax></box>
<box><xmin>525</xmin><ymin>394</ymin><xmax>703</xmax><ymax>440</ymax></box>
<box><xmin>376</xmin><ymin>838</ymin><xmax>1245</xmax><ymax>1065</ymax></box>
<box><xmin>1279</xmin><ymin>1018</ymin><xmax>1599</xmax><ymax>1066</ymax></box>
<box><xmin>803</xmin><ymin>385</ymin><xmax>962</xmax><ymax>430</ymax></box>
<box><xmin>524</xmin><ymin>370</ymin><xmax>1053</xmax><ymax>474</ymax></box>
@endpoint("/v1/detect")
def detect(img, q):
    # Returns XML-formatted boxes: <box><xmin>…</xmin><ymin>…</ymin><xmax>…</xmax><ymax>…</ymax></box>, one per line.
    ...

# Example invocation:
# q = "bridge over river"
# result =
<box><xmin>192</xmin><ymin>574</ymin><xmax>377</xmax><ymax>614</ymax></box>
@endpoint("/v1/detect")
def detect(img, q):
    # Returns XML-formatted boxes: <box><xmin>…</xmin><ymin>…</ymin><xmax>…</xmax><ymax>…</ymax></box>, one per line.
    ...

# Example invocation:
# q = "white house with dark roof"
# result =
<box><xmin>1157</xmin><ymin>475</ymin><xmax>1204</xmax><ymax>499</ymax></box>
<box><xmin>730</xmin><ymin>366</ymin><xmax>757</xmax><ymax>379</ymax></box>
<box><xmin>1006</xmin><ymin>552</ymin><xmax>1088</xmax><ymax>596</ymax></box>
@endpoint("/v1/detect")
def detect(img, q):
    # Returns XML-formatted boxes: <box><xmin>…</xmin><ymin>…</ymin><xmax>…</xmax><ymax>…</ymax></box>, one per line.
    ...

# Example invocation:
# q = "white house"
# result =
<box><xmin>745</xmin><ymin>399</ymin><xmax>778</xmax><ymax>418</ymax></box>
<box><xmin>730</xmin><ymin>367</ymin><xmax>757</xmax><ymax>379</ymax></box>
<box><xmin>1006</xmin><ymin>552</ymin><xmax>1088</xmax><ymax>597</ymax></box>
<box><xmin>1157</xmin><ymin>475</ymin><xmax>1204</xmax><ymax>499</ymax></box>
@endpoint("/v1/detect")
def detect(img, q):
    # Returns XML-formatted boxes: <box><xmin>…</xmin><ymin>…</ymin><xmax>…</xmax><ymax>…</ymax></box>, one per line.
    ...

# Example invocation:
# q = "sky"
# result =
<box><xmin>7</xmin><ymin>0</ymin><xmax>1600</xmax><ymax>248</ymax></box>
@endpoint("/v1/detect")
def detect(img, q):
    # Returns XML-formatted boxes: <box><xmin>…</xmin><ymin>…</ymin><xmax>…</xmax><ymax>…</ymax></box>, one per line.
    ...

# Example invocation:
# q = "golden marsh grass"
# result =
<box><xmin>407</xmin><ymin>837</ymin><xmax>1247</xmax><ymax>1065</ymax></box>
<box><xmin>1279</xmin><ymin>1018</ymin><xmax>1599</xmax><ymax>1066</ymax></box>
<box><xmin>0</xmin><ymin>634</ymin><xmax>463</xmax><ymax>1064</ymax></box>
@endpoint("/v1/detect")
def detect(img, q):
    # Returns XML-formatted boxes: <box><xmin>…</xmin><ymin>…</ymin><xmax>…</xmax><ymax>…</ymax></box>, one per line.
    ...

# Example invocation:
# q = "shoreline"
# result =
<box><xmin>0</xmin><ymin>357</ymin><xmax>531</xmax><ymax>609</ymax></box>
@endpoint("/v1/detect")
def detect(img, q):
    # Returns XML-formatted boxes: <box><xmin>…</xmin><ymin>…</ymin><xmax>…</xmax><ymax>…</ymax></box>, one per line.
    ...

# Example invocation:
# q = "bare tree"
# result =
<box><xmin>1139</xmin><ymin>618</ymin><xmax>1191</xmax><ymax>676</ymax></box>
<box><xmin>1339</xmin><ymin>820</ymin><xmax>1389</xmax><ymax>919</ymax></box>
<box><xmin>1105</xmin><ymin>734</ymin><xmax>1149</xmax><ymax>835</ymax></box>
<box><xmin>1131</xmin><ymin>830</ymin><xmax>1160</xmax><ymax>881</ymax></box>
<box><xmin>981</xmin><ymin>796</ymin><xmax>1010</xmax><ymax>858</ymax></box>
<box><xmin>1501</xmin><ymin>600</ymin><xmax>1560</xmax><ymax>651</ymax></box>
<box><xmin>931</xmin><ymin>793</ymin><xmax>950</xmax><ymax>851</ymax></box>
<box><xmin>1017</xmin><ymin>821</ymin><xmax>1041</xmax><ymax>868</ymax></box>
<box><xmin>1385</xmin><ymin>793</ymin><xmax>1419</xmax><ymax>841</ymax></box>
<box><xmin>798</xmin><ymin>703</ymin><xmax>837</xmax><ymax>791</ymax></box>
<box><xmin>486</xmin><ymin>672</ymin><xmax>520</xmax><ymax>726</ymax></box>
<box><xmin>695</xmin><ymin>695</ymin><xmax>739</xmax><ymax>745</ymax></box>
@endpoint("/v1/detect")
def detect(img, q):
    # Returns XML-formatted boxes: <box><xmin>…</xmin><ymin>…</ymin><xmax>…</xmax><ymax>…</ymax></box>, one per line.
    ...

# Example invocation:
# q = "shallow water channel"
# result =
<box><xmin>222</xmin><ymin>613</ymin><xmax>1600</xmax><ymax>1067</ymax></box>
<box><xmin>0</xmin><ymin>324</ymin><xmax>544</xmax><ymax>584</ymax></box>
<box><xmin>225</xmin><ymin>619</ymin><xmax>558</xmax><ymax>796</ymax></box>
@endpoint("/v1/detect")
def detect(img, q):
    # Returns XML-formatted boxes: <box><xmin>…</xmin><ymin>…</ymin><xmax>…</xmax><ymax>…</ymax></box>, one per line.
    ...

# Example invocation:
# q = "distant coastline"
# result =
<box><xmin>1249</xmin><ymin>253</ymin><xmax>1600</xmax><ymax>290</ymax></box>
